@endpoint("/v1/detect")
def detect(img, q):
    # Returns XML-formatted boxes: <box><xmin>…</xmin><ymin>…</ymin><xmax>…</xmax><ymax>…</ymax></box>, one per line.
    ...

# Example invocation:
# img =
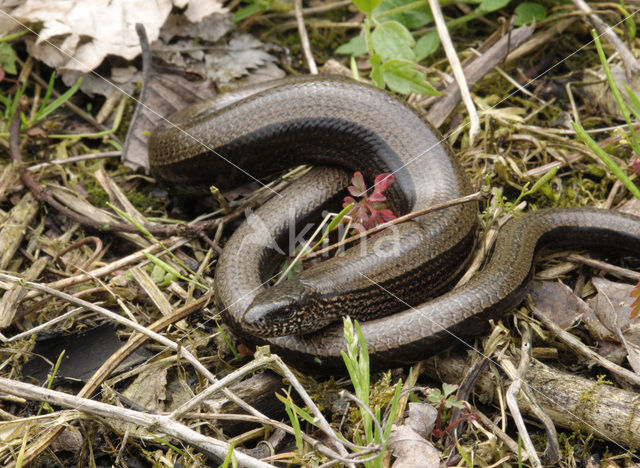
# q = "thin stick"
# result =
<box><xmin>293</xmin><ymin>0</ymin><xmax>318</xmax><ymax>74</ymax></box>
<box><xmin>0</xmin><ymin>272</ymin><xmax>218</xmax><ymax>385</ymax></box>
<box><xmin>27</xmin><ymin>151</ymin><xmax>121</xmax><ymax>171</ymax></box>
<box><xmin>428</xmin><ymin>0</ymin><xmax>479</xmax><ymax>143</ymax></box>
<box><xmin>566</xmin><ymin>254</ymin><xmax>639</xmax><ymax>281</ymax></box>
<box><xmin>0</xmin><ymin>377</ymin><xmax>275</xmax><ymax>468</ymax></box>
<box><xmin>502</xmin><ymin>327</ymin><xmax>542</xmax><ymax>467</ymax></box>
<box><xmin>305</xmin><ymin>190</ymin><xmax>484</xmax><ymax>260</ymax></box>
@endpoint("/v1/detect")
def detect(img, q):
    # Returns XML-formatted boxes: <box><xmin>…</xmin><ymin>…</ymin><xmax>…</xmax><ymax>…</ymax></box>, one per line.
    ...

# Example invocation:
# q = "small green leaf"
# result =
<box><xmin>381</xmin><ymin>59</ymin><xmax>440</xmax><ymax>95</ymax></box>
<box><xmin>478</xmin><ymin>0</ymin><xmax>509</xmax><ymax>12</ymax></box>
<box><xmin>353</xmin><ymin>0</ymin><xmax>383</xmax><ymax>15</ymax></box>
<box><xmin>513</xmin><ymin>2</ymin><xmax>547</xmax><ymax>25</ymax></box>
<box><xmin>233</xmin><ymin>0</ymin><xmax>272</xmax><ymax>22</ymax></box>
<box><xmin>0</xmin><ymin>43</ymin><xmax>17</xmax><ymax>75</ymax></box>
<box><xmin>443</xmin><ymin>383</ymin><xmax>458</xmax><ymax>397</ymax></box>
<box><xmin>414</xmin><ymin>30</ymin><xmax>440</xmax><ymax>61</ymax></box>
<box><xmin>371</xmin><ymin>21</ymin><xmax>415</xmax><ymax>62</ymax></box>
<box><xmin>336</xmin><ymin>35</ymin><xmax>368</xmax><ymax>57</ymax></box>
<box><xmin>370</xmin><ymin>53</ymin><xmax>385</xmax><ymax>88</ymax></box>
<box><xmin>374</xmin><ymin>0</ymin><xmax>432</xmax><ymax>29</ymax></box>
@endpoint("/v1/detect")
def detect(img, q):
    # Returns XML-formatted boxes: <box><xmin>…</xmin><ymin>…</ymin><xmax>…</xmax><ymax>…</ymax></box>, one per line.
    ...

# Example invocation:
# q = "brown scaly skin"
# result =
<box><xmin>149</xmin><ymin>76</ymin><xmax>640</xmax><ymax>371</ymax></box>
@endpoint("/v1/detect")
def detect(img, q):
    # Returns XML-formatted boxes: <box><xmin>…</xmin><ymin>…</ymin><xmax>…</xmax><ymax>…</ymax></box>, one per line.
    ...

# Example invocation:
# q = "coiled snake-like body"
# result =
<box><xmin>149</xmin><ymin>76</ymin><xmax>640</xmax><ymax>370</ymax></box>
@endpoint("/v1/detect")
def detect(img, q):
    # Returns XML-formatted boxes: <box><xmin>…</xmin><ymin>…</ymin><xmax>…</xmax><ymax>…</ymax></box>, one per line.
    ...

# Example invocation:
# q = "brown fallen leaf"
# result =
<box><xmin>389</xmin><ymin>424</ymin><xmax>440</xmax><ymax>468</ymax></box>
<box><xmin>529</xmin><ymin>281</ymin><xmax>586</xmax><ymax>330</ymax></box>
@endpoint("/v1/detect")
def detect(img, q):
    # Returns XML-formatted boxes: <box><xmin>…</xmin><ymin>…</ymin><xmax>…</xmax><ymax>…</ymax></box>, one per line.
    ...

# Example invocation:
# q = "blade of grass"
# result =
<box><xmin>572</xmin><ymin>120</ymin><xmax>640</xmax><ymax>199</ymax></box>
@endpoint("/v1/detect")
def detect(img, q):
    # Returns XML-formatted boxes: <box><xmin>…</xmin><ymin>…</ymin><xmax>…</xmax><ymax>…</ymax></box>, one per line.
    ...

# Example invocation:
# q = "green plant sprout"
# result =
<box><xmin>337</xmin><ymin>0</ymin><xmax>547</xmax><ymax>93</ymax></box>
<box><xmin>276</xmin><ymin>318</ymin><xmax>401</xmax><ymax>465</ymax></box>
<box><xmin>569</xmin><ymin>31</ymin><xmax>640</xmax><ymax>319</ymax></box>
<box><xmin>428</xmin><ymin>383</ymin><xmax>475</xmax><ymax>438</ymax></box>
<box><xmin>37</xmin><ymin>350</ymin><xmax>65</xmax><ymax>416</ymax></box>
<box><xmin>571</xmin><ymin>31</ymin><xmax>640</xmax><ymax>201</ymax></box>
<box><xmin>277</xmin><ymin>391</ymin><xmax>307</xmax><ymax>454</ymax></box>
<box><xmin>220</xmin><ymin>440</ymin><xmax>237</xmax><ymax>468</ymax></box>
<box><xmin>481</xmin><ymin>166</ymin><xmax>559</xmax><ymax>240</ymax></box>
<box><xmin>342</xmin><ymin>317</ymin><xmax>402</xmax><ymax>467</ymax></box>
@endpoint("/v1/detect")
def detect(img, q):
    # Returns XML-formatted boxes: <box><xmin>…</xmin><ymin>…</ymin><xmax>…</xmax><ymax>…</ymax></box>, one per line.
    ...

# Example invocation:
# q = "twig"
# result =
<box><xmin>0</xmin><ymin>306</ymin><xmax>84</xmax><ymax>343</ymax></box>
<box><xmin>305</xmin><ymin>190</ymin><xmax>484</xmax><ymax>260</ymax></box>
<box><xmin>169</xmin><ymin>356</ymin><xmax>279</xmax><ymax>420</ymax></box>
<box><xmin>529</xmin><ymin>299</ymin><xmax>640</xmax><ymax>387</ymax></box>
<box><xmin>566</xmin><ymin>254</ymin><xmax>639</xmax><ymax>281</ymax></box>
<box><xmin>502</xmin><ymin>326</ymin><xmax>542</xmax><ymax>468</ymax></box>
<box><xmin>267</xmin><ymin>353</ymin><xmax>356</xmax><ymax>466</ymax></box>
<box><xmin>27</xmin><ymin>151</ymin><xmax>121</xmax><ymax>171</ymax></box>
<box><xmin>293</xmin><ymin>0</ymin><xmax>318</xmax><ymax>74</ymax></box>
<box><xmin>23</xmin><ymin>237</ymin><xmax>188</xmax><ymax>301</ymax></box>
<box><xmin>471</xmin><ymin>406</ymin><xmax>520</xmax><ymax>454</ymax></box>
<box><xmin>427</xmin><ymin>24</ymin><xmax>534</xmax><ymax>127</ymax></box>
<box><xmin>269</xmin><ymin>0</ymin><xmax>352</xmax><ymax>18</ymax></box>
<box><xmin>504</xmin><ymin>325</ymin><xmax>560</xmax><ymax>464</ymax></box>
<box><xmin>571</xmin><ymin>0</ymin><xmax>640</xmax><ymax>76</ymax></box>
<box><xmin>0</xmin><ymin>377</ymin><xmax>275</xmax><ymax>468</ymax></box>
<box><xmin>428</xmin><ymin>0</ymin><xmax>479</xmax><ymax>143</ymax></box>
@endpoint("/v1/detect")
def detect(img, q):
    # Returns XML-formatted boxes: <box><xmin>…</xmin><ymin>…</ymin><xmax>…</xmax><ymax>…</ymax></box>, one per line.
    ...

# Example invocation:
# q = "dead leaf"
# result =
<box><xmin>11</xmin><ymin>0</ymin><xmax>226</xmax><ymax>73</ymax></box>
<box><xmin>160</xmin><ymin>11</ymin><xmax>233</xmax><ymax>43</ymax></box>
<box><xmin>202</xmin><ymin>34</ymin><xmax>278</xmax><ymax>84</ymax></box>
<box><xmin>590</xmin><ymin>277</ymin><xmax>636</xmax><ymax>340</ymax></box>
<box><xmin>406</xmin><ymin>402</ymin><xmax>437</xmax><ymax>438</ymax></box>
<box><xmin>530</xmin><ymin>281</ymin><xmax>586</xmax><ymax>330</ymax></box>
<box><xmin>121</xmin><ymin>71</ymin><xmax>216</xmax><ymax>171</ymax></box>
<box><xmin>389</xmin><ymin>424</ymin><xmax>440</xmax><ymax>468</ymax></box>
<box><xmin>122</xmin><ymin>366</ymin><xmax>168</xmax><ymax>413</ymax></box>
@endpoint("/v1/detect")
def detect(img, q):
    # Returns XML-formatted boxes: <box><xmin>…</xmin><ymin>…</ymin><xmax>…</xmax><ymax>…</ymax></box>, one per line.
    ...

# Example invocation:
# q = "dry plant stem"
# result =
<box><xmin>427</xmin><ymin>24</ymin><xmax>534</xmax><ymax>127</ymax></box>
<box><xmin>471</xmin><ymin>407</ymin><xmax>520</xmax><ymax>454</ymax></box>
<box><xmin>0</xmin><ymin>306</ymin><xmax>84</xmax><ymax>343</ymax></box>
<box><xmin>8</xmin><ymin>107</ymin><xmax>230</xmax><ymax>238</ymax></box>
<box><xmin>571</xmin><ymin>0</ymin><xmax>640</xmax><ymax>75</ymax></box>
<box><xmin>0</xmin><ymin>378</ymin><xmax>275</xmax><ymax>468</ymax></box>
<box><xmin>306</xmin><ymin>190</ymin><xmax>484</xmax><ymax>259</ymax></box>
<box><xmin>293</xmin><ymin>0</ymin><xmax>318</xmax><ymax>74</ymax></box>
<box><xmin>270</xmin><ymin>0</ymin><xmax>352</xmax><ymax>17</ymax></box>
<box><xmin>27</xmin><ymin>151</ymin><xmax>122</xmax><ymax>171</ymax></box>
<box><xmin>428</xmin><ymin>0</ymin><xmax>479</xmax><ymax>143</ymax></box>
<box><xmin>566</xmin><ymin>254</ymin><xmax>639</xmax><ymax>281</ymax></box>
<box><xmin>267</xmin><ymin>354</ymin><xmax>356</xmax><ymax>465</ymax></box>
<box><xmin>54</xmin><ymin>236</ymin><xmax>104</xmax><ymax>273</ymax></box>
<box><xmin>0</xmin><ymin>272</ymin><xmax>218</xmax><ymax>384</ymax></box>
<box><xmin>529</xmin><ymin>300</ymin><xmax>640</xmax><ymax>387</ymax></box>
<box><xmin>502</xmin><ymin>326</ymin><xmax>541</xmax><ymax>467</ymax></box>
<box><xmin>605</xmin><ymin>179</ymin><xmax>622</xmax><ymax>209</ymax></box>
<box><xmin>169</xmin><ymin>356</ymin><xmax>280</xmax><ymax>420</ymax></box>
<box><xmin>185</xmin><ymin>412</ymin><xmax>342</xmax><ymax>455</ymax></box>
<box><xmin>505</xmin><ymin>324</ymin><xmax>560</xmax><ymax>464</ymax></box>
<box><xmin>507</xmin><ymin>17</ymin><xmax>578</xmax><ymax>63</ymax></box>
<box><xmin>173</xmin><ymin>351</ymin><xmax>357</xmax><ymax>462</ymax></box>
<box><xmin>521</xmin><ymin>122</ymin><xmax>640</xmax><ymax>178</ymax></box>
<box><xmin>23</xmin><ymin>237</ymin><xmax>186</xmax><ymax>301</ymax></box>
<box><xmin>10</xmin><ymin>295</ymin><xmax>213</xmax><ymax>467</ymax></box>
<box><xmin>508</xmin><ymin>327</ymin><xmax>560</xmax><ymax>464</ymax></box>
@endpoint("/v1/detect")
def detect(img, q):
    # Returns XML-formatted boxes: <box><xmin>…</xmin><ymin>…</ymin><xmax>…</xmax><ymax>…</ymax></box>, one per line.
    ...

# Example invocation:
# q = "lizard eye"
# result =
<box><xmin>279</xmin><ymin>306</ymin><xmax>296</xmax><ymax>321</ymax></box>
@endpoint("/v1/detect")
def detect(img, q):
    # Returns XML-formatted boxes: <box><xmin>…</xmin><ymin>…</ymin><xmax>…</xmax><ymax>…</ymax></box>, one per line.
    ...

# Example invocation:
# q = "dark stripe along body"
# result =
<box><xmin>149</xmin><ymin>76</ymin><xmax>640</xmax><ymax>370</ymax></box>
